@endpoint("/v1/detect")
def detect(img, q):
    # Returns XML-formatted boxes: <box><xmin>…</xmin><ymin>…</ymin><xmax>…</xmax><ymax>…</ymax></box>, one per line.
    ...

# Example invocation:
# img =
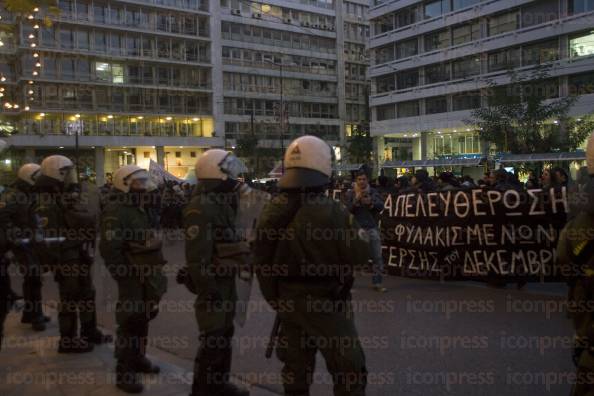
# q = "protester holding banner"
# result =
<box><xmin>344</xmin><ymin>170</ymin><xmax>387</xmax><ymax>292</ymax></box>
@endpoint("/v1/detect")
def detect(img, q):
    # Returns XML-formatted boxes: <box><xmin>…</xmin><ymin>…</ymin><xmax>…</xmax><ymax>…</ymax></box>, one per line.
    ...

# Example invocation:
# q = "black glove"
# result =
<box><xmin>176</xmin><ymin>266</ymin><xmax>197</xmax><ymax>294</ymax></box>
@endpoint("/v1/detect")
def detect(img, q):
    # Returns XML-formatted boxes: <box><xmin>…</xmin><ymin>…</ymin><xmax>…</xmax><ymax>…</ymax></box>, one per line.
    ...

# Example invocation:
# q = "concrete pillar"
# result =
<box><xmin>94</xmin><ymin>147</ymin><xmax>105</xmax><ymax>186</ymax></box>
<box><xmin>421</xmin><ymin>131</ymin><xmax>428</xmax><ymax>160</ymax></box>
<box><xmin>156</xmin><ymin>145</ymin><xmax>165</xmax><ymax>166</ymax></box>
<box><xmin>210</xmin><ymin>0</ymin><xmax>224</xmax><ymax>147</ymax></box>
<box><xmin>335</xmin><ymin>0</ymin><xmax>348</xmax><ymax>147</ymax></box>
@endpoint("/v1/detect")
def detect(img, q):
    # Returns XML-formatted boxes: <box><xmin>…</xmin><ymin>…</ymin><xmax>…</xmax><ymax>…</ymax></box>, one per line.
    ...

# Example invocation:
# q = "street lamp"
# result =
<box><xmin>264</xmin><ymin>58</ymin><xmax>286</xmax><ymax>173</ymax></box>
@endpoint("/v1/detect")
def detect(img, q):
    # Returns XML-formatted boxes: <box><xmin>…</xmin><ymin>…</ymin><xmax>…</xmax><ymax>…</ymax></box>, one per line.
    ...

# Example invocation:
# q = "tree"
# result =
<box><xmin>234</xmin><ymin>133</ymin><xmax>260</xmax><ymax>176</ymax></box>
<box><xmin>346</xmin><ymin>124</ymin><xmax>373</xmax><ymax>164</ymax></box>
<box><xmin>466</xmin><ymin>66</ymin><xmax>594</xmax><ymax>154</ymax></box>
<box><xmin>3</xmin><ymin>0</ymin><xmax>58</xmax><ymax>15</ymax></box>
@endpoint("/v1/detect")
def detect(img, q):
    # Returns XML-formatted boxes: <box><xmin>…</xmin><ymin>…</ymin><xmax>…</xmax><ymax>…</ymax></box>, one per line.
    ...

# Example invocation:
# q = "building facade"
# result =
<box><xmin>368</xmin><ymin>0</ymin><xmax>594</xmax><ymax>171</ymax></box>
<box><xmin>0</xmin><ymin>0</ymin><xmax>370</xmax><ymax>183</ymax></box>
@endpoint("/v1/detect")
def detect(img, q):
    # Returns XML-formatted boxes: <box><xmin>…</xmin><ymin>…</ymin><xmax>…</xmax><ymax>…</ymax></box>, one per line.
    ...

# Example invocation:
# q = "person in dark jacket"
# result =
<box><xmin>344</xmin><ymin>170</ymin><xmax>387</xmax><ymax>292</ymax></box>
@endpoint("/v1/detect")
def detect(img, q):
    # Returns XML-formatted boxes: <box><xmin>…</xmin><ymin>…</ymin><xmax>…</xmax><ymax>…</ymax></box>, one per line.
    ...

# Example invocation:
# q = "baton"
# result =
<box><xmin>14</xmin><ymin>237</ymin><xmax>66</xmax><ymax>246</ymax></box>
<box><xmin>265</xmin><ymin>315</ymin><xmax>281</xmax><ymax>359</ymax></box>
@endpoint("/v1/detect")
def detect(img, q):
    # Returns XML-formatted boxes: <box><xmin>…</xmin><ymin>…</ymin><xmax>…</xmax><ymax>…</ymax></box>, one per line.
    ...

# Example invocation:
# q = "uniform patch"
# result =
<box><xmin>0</xmin><ymin>202</ymin><xmax>5</xmax><ymax>209</ymax></box>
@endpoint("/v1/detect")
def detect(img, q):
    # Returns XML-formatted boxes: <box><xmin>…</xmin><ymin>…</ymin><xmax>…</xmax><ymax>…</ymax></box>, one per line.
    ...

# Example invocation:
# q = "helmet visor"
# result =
<box><xmin>61</xmin><ymin>166</ymin><xmax>78</xmax><ymax>186</ymax></box>
<box><xmin>219</xmin><ymin>153</ymin><xmax>247</xmax><ymax>179</ymax></box>
<box><xmin>127</xmin><ymin>170</ymin><xmax>150</xmax><ymax>191</ymax></box>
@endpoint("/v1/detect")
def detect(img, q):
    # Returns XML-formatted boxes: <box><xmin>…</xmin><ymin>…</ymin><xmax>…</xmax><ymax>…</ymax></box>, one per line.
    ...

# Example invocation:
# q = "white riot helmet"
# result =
<box><xmin>195</xmin><ymin>149</ymin><xmax>247</xmax><ymax>181</ymax></box>
<box><xmin>40</xmin><ymin>155</ymin><xmax>76</xmax><ymax>184</ymax></box>
<box><xmin>587</xmin><ymin>132</ymin><xmax>594</xmax><ymax>175</ymax></box>
<box><xmin>17</xmin><ymin>163</ymin><xmax>41</xmax><ymax>185</ymax></box>
<box><xmin>278</xmin><ymin>135</ymin><xmax>332</xmax><ymax>189</ymax></box>
<box><xmin>113</xmin><ymin>165</ymin><xmax>150</xmax><ymax>193</ymax></box>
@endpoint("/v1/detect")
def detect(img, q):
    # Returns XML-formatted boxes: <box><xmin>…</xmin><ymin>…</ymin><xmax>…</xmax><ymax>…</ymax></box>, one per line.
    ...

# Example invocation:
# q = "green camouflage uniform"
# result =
<box><xmin>99</xmin><ymin>192</ymin><xmax>167</xmax><ymax>369</ymax></box>
<box><xmin>0</xmin><ymin>181</ymin><xmax>44</xmax><ymax>324</ymax></box>
<box><xmin>558</xmin><ymin>203</ymin><xmax>594</xmax><ymax>396</ymax></box>
<box><xmin>254</xmin><ymin>192</ymin><xmax>370</xmax><ymax>396</ymax></box>
<box><xmin>33</xmin><ymin>176</ymin><xmax>98</xmax><ymax>343</ymax></box>
<box><xmin>183</xmin><ymin>185</ymin><xmax>240</xmax><ymax>395</ymax></box>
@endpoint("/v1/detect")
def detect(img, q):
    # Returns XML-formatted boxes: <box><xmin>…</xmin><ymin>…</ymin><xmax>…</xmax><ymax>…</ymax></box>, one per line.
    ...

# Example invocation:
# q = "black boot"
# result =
<box><xmin>116</xmin><ymin>364</ymin><xmax>144</xmax><ymax>394</ymax></box>
<box><xmin>58</xmin><ymin>337</ymin><xmax>94</xmax><ymax>353</ymax></box>
<box><xmin>132</xmin><ymin>356</ymin><xmax>160</xmax><ymax>374</ymax></box>
<box><xmin>217</xmin><ymin>383</ymin><xmax>250</xmax><ymax>396</ymax></box>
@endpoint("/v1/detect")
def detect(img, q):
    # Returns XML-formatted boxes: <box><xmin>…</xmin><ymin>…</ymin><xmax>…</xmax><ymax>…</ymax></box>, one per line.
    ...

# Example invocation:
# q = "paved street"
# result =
<box><xmin>2</xmin><ymin>239</ymin><xmax>575</xmax><ymax>396</ymax></box>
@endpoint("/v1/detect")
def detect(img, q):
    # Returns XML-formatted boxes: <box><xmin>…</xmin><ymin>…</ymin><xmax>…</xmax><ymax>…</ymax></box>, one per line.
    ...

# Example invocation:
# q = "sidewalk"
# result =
<box><xmin>0</xmin><ymin>309</ymin><xmax>279</xmax><ymax>396</ymax></box>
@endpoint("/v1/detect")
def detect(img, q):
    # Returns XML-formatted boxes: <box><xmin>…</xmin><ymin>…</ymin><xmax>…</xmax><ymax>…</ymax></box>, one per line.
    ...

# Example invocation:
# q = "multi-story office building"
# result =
<box><xmin>218</xmin><ymin>0</ymin><xmax>370</xmax><ymax>161</ymax></box>
<box><xmin>0</xmin><ymin>0</ymin><xmax>219</xmax><ymax>184</ymax></box>
<box><xmin>0</xmin><ymin>0</ymin><xmax>370</xmax><ymax>183</ymax></box>
<box><xmin>368</xmin><ymin>0</ymin><xmax>594</xmax><ymax>172</ymax></box>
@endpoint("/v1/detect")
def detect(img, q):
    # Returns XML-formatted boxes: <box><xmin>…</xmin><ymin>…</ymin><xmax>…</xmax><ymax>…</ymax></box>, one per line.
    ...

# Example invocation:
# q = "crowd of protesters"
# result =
<box><xmin>346</xmin><ymin>166</ymin><xmax>586</xmax><ymax>197</ymax></box>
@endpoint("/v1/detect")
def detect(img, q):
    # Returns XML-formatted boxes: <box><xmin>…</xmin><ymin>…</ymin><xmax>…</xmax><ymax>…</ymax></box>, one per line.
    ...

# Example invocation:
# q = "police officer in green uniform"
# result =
<box><xmin>1</xmin><ymin>163</ymin><xmax>50</xmax><ymax>331</ymax></box>
<box><xmin>100</xmin><ymin>165</ymin><xmax>167</xmax><ymax>394</ymax></box>
<box><xmin>558</xmin><ymin>132</ymin><xmax>594</xmax><ymax>396</ymax></box>
<box><xmin>183</xmin><ymin>149</ymin><xmax>250</xmax><ymax>396</ymax></box>
<box><xmin>254</xmin><ymin>135</ymin><xmax>369</xmax><ymax>396</ymax></box>
<box><xmin>34</xmin><ymin>155</ymin><xmax>110</xmax><ymax>353</ymax></box>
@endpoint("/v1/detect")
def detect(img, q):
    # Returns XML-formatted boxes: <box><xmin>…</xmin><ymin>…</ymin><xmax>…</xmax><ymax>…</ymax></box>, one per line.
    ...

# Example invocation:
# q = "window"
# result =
<box><xmin>94</xmin><ymin>31</ymin><xmax>107</xmax><ymax>51</ymax></box>
<box><xmin>570</xmin><ymin>32</ymin><xmax>594</xmax><ymax>58</ymax></box>
<box><xmin>77</xmin><ymin>30</ymin><xmax>89</xmax><ymax>50</ymax></box>
<box><xmin>569</xmin><ymin>0</ymin><xmax>594</xmax><ymax>14</ymax></box>
<box><xmin>424</xmin><ymin>29</ymin><xmax>450</xmax><ymax>52</ymax></box>
<box><xmin>77</xmin><ymin>59</ymin><xmax>90</xmax><ymax>80</ymax></box>
<box><xmin>522</xmin><ymin>0</ymin><xmax>559</xmax><ymax>28</ymax></box>
<box><xmin>376</xmin><ymin>74</ymin><xmax>395</xmax><ymax>93</ymax></box>
<box><xmin>126</xmin><ymin>37</ymin><xmax>140</xmax><ymax>56</ymax></box>
<box><xmin>452</xmin><ymin>0</ymin><xmax>480</xmax><ymax>10</ymax></box>
<box><xmin>568</xmin><ymin>72</ymin><xmax>594</xmax><ymax>95</ymax></box>
<box><xmin>425</xmin><ymin>63</ymin><xmax>450</xmax><ymax>84</ymax></box>
<box><xmin>93</xmin><ymin>4</ymin><xmax>106</xmax><ymax>23</ymax></box>
<box><xmin>110</xmin><ymin>33</ymin><xmax>122</xmax><ymax>55</ymax></box>
<box><xmin>41</xmin><ymin>27</ymin><xmax>56</xmax><ymax>46</ymax></box>
<box><xmin>488</xmin><ymin>48</ymin><xmax>521</xmax><ymax>72</ymax></box>
<box><xmin>376</xmin><ymin>104</ymin><xmax>395</xmax><ymax>120</ymax></box>
<box><xmin>95</xmin><ymin>62</ymin><xmax>110</xmax><ymax>81</ymax></box>
<box><xmin>396</xmin><ymin>7</ymin><xmax>417</xmax><ymax>28</ymax></box>
<box><xmin>61</xmin><ymin>58</ymin><xmax>75</xmax><ymax>80</ymax></box>
<box><xmin>452</xmin><ymin>57</ymin><xmax>480</xmax><ymax>79</ymax></box>
<box><xmin>396</xmin><ymin>69</ymin><xmax>419</xmax><ymax>89</ymax></box>
<box><xmin>60</xmin><ymin>28</ymin><xmax>74</xmax><ymax>49</ymax></box>
<box><xmin>452</xmin><ymin>91</ymin><xmax>481</xmax><ymax>111</ymax></box>
<box><xmin>112</xmin><ymin>64</ymin><xmax>124</xmax><ymax>83</ymax></box>
<box><xmin>426</xmin><ymin>96</ymin><xmax>447</xmax><ymax>114</ymax></box>
<box><xmin>396</xmin><ymin>38</ymin><xmax>418</xmax><ymax>59</ymax></box>
<box><xmin>424</xmin><ymin>0</ymin><xmax>449</xmax><ymax>19</ymax></box>
<box><xmin>452</xmin><ymin>22</ymin><xmax>480</xmax><ymax>45</ymax></box>
<box><xmin>522</xmin><ymin>40</ymin><xmax>559</xmax><ymax>66</ymax></box>
<box><xmin>488</xmin><ymin>11</ymin><xmax>519</xmax><ymax>36</ymax></box>
<box><xmin>397</xmin><ymin>100</ymin><xmax>419</xmax><ymax>118</ymax></box>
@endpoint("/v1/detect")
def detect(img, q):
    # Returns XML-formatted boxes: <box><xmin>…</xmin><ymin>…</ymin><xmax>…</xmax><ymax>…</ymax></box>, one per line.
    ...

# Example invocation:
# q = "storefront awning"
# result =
<box><xmin>382</xmin><ymin>158</ymin><xmax>485</xmax><ymax>168</ymax></box>
<box><xmin>498</xmin><ymin>152</ymin><xmax>586</xmax><ymax>163</ymax></box>
<box><xmin>333</xmin><ymin>163</ymin><xmax>363</xmax><ymax>172</ymax></box>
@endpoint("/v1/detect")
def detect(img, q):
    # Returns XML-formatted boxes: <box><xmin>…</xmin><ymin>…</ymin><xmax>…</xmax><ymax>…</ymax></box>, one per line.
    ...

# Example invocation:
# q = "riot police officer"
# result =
<box><xmin>183</xmin><ymin>149</ymin><xmax>250</xmax><ymax>396</ymax></box>
<box><xmin>558</xmin><ymin>132</ymin><xmax>594</xmax><ymax>396</ymax></box>
<box><xmin>33</xmin><ymin>155</ymin><xmax>109</xmax><ymax>353</ymax></box>
<box><xmin>100</xmin><ymin>165</ymin><xmax>167</xmax><ymax>393</ymax></box>
<box><xmin>1</xmin><ymin>163</ymin><xmax>50</xmax><ymax>331</ymax></box>
<box><xmin>254</xmin><ymin>136</ymin><xmax>369</xmax><ymax>396</ymax></box>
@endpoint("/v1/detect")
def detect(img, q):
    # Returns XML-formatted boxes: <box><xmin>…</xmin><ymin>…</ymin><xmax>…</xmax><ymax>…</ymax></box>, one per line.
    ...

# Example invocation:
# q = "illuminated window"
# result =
<box><xmin>570</xmin><ymin>32</ymin><xmax>594</xmax><ymax>58</ymax></box>
<box><xmin>112</xmin><ymin>64</ymin><xmax>124</xmax><ymax>83</ymax></box>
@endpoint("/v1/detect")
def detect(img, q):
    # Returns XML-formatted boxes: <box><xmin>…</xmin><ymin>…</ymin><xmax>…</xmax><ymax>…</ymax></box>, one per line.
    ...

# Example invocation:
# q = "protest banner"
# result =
<box><xmin>380</xmin><ymin>188</ymin><xmax>569</xmax><ymax>281</ymax></box>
